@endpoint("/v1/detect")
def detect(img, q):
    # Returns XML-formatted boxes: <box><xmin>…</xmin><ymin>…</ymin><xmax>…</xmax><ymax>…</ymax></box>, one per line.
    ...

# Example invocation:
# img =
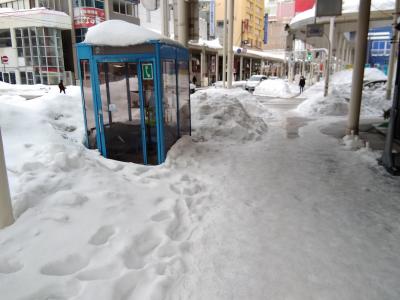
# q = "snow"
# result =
<box><xmin>296</xmin><ymin>68</ymin><xmax>391</xmax><ymax>117</ymax></box>
<box><xmin>254</xmin><ymin>79</ymin><xmax>298</xmax><ymax>98</ymax></box>
<box><xmin>84</xmin><ymin>20</ymin><xmax>180</xmax><ymax>47</ymax></box>
<box><xmin>189</xmin><ymin>38</ymin><xmax>223</xmax><ymax>49</ymax></box>
<box><xmin>191</xmin><ymin>88</ymin><xmax>269</xmax><ymax>142</ymax></box>
<box><xmin>1</xmin><ymin>80</ymin><xmax>400</xmax><ymax>299</ymax></box>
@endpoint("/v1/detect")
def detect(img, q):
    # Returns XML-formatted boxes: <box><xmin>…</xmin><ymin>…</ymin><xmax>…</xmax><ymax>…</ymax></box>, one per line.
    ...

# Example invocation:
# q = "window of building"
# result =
<box><xmin>14</xmin><ymin>26</ymin><xmax>65</xmax><ymax>85</ymax></box>
<box><xmin>113</xmin><ymin>0</ymin><xmax>138</xmax><ymax>17</ymax></box>
<box><xmin>75</xmin><ymin>28</ymin><xmax>88</xmax><ymax>43</ymax></box>
<box><xmin>0</xmin><ymin>29</ymin><xmax>12</xmax><ymax>47</ymax></box>
<box><xmin>0</xmin><ymin>0</ymin><xmax>27</xmax><ymax>9</ymax></box>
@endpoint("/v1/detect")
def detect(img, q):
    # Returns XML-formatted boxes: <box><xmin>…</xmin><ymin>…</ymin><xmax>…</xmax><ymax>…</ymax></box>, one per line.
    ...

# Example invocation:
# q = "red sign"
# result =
<box><xmin>1</xmin><ymin>56</ymin><xmax>8</xmax><ymax>64</ymax></box>
<box><xmin>73</xmin><ymin>7</ymin><xmax>105</xmax><ymax>29</ymax></box>
<box><xmin>295</xmin><ymin>0</ymin><xmax>315</xmax><ymax>13</ymax></box>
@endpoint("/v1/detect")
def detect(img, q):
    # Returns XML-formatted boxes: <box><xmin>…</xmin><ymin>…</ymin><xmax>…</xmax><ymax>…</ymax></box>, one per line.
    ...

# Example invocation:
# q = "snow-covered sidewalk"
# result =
<box><xmin>1</xmin><ymin>83</ymin><xmax>400</xmax><ymax>300</ymax></box>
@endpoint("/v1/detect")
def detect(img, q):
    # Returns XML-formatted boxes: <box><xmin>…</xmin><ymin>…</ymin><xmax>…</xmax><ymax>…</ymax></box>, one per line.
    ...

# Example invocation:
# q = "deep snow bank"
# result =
<box><xmin>297</xmin><ymin>68</ymin><xmax>391</xmax><ymax>117</ymax></box>
<box><xmin>253</xmin><ymin>79</ymin><xmax>297</xmax><ymax>98</ymax></box>
<box><xmin>191</xmin><ymin>88</ymin><xmax>269</xmax><ymax>142</ymax></box>
<box><xmin>0</xmin><ymin>84</ymin><xmax>213</xmax><ymax>300</ymax></box>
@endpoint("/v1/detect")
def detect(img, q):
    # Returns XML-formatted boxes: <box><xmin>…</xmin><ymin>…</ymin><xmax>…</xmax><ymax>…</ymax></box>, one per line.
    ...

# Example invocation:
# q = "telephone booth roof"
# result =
<box><xmin>76</xmin><ymin>20</ymin><xmax>191</xmax><ymax>166</ymax></box>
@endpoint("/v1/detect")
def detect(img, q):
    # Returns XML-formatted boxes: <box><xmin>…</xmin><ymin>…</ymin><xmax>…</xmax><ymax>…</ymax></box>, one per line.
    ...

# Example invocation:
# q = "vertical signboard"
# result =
<box><xmin>209</xmin><ymin>0</ymin><xmax>215</xmax><ymax>37</ymax></box>
<box><xmin>264</xmin><ymin>14</ymin><xmax>268</xmax><ymax>44</ymax></box>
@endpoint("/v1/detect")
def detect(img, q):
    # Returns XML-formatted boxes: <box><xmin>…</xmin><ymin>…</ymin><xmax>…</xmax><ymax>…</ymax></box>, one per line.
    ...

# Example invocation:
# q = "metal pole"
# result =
<box><xmin>324</xmin><ymin>17</ymin><xmax>335</xmax><ymax>97</ymax></box>
<box><xmin>347</xmin><ymin>0</ymin><xmax>372</xmax><ymax>135</ymax></box>
<box><xmin>200</xmin><ymin>47</ymin><xmax>206</xmax><ymax>87</ymax></box>
<box><xmin>227</xmin><ymin>0</ymin><xmax>234</xmax><ymax>88</ymax></box>
<box><xmin>215</xmin><ymin>53</ymin><xmax>219</xmax><ymax>82</ymax></box>
<box><xmin>239</xmin><ymin>55</ymin><xmax>243</xmax><ymax>81</ymax></box>
<box><xmin>386</xmin><ymin>0</ymin><xmax>400</xmax><ymax>100</ymax></box>
<box><xmin>161</xmin><ymin>0</ymin><xmax>170</xmax><ymax>37</ymax></box>
<box><xmin>177</xmin><ymin>0</ymin><xmax>188</xmax><ymax>46</ymax></box>
<box><xmin>0</xmin><ymin>128</ymin><xmax>14</xmax><ymax>229</ymax></box>
<box><xmin>222</xmin><ymin>0</ymin><xmax>228</xmax><ymax>87</ymax></box>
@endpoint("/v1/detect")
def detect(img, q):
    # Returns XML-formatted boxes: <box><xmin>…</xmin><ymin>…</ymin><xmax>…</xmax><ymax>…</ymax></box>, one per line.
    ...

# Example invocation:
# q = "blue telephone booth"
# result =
<box><xmin>76</xmin><ymin>33</ymin><xmax>191</xmax><ymax>165</ymax></box>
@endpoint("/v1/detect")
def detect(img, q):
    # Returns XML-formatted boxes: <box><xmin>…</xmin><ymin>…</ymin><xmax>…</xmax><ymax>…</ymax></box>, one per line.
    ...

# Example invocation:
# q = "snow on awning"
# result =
<box><xmin>189</xmin><ymin>38</ymin><xmax>223</xmax><ymax>50</ymax></box>
<box><xmin>84</xmin><ymin>20</ymin><xmax>182</xmax><ymax>47</ymax></box>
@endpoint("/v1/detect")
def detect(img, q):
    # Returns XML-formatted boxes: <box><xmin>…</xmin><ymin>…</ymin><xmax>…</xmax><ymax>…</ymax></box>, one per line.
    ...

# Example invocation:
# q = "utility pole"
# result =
<box><xmin>386</xmin><ymin>0</ymin><xmax>400</xmax><ymax>100</ymax></box>
<box><xmin>177</xmin><ymin>0</ymin><xmax>188</xmax><ymax>46</ymax></box>
<box><xmin>347</xmin><ymin>0</ymin><xmax>372</xmax><ymax>135</ymax></box>
<box><xmin>161</xmin><ymin>0</ymin><xmax>169</xmax><ymax>37</ymax></box>
<box><xmin>227</xmin><ymin>0</ymin><xmax>234</xmax><ymax>88</ymax></box>
<box><xmin>324</xmin><ymin>17</ymin><xmax>335</xmax><ymax>97</ymax></box>
<box><xmin>0</xmin><ymin>128</ymin><xmax>14</xmax><ymax>229</ymax></box>
<box><xmin>222</xmin><ymin>0</ymin><xmax>228</xmax><ymax>87</ymax></box>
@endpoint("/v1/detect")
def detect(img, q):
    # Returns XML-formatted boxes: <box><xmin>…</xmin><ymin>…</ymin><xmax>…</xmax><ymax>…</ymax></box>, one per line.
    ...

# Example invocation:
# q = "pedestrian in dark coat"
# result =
<box><xmin>299</xmin><ymin>76</ymin><xmax>306</xmax><ymax>94</ymax></box>
<box><xmin>192</xmin><ymin>75</ymin><xmax>197</xmax><ymax>86</ymax></box>
<box><xmin>58</xmin><ymin>80</ymin><xmax>66</xmax><ymax>94</ymax></box>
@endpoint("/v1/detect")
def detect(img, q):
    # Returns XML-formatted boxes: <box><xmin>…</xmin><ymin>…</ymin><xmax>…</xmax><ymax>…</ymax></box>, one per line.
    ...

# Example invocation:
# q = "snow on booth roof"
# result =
<box><xmin>83</xmin><ymin>20</ymin><xmax>181</xmax><ymax>47</ymax></box>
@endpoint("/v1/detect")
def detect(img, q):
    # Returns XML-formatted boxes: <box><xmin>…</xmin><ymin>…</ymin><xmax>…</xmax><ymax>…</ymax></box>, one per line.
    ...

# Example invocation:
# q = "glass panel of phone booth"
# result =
<box><xmin>178</xmin><ymin>60</ymin><xmax>191</xmax><ymax>136</ymax></box>
<box><xmin>141</xmin><ymin>62</ymin><xmax>158</xmax><ymax>165</ymax></box>
<box><xmin>98</xmin><ymin>62</ymin><xmax>144</xmax><ymax>163</ymax></box>
<box><xmin>162</xmin><ymin>60</ymin><xmax>178</xmax><ymax>155</ymax></box>
<box><xmin>80</xmin><ymin>59</ymin><xmax>97</xmax><ymax>149</ymax></box>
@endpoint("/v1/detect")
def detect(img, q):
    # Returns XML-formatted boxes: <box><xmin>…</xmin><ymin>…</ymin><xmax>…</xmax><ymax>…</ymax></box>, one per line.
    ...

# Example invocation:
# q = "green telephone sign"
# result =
<box><xmin>307</xmin><ymin>52</ymin><xmax>313</xmax><ymax>61</ymax></box>
<box><xmin>142</xmin><ymin>63</ymin><xmax>153</xmax><ymax>80</ymax></box>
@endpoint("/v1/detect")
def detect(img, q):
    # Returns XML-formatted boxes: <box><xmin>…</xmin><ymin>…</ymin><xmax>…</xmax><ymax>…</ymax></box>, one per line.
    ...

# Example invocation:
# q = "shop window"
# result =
<box><xmin>0</xmin><ymin>29</ymin><xmax>12</xmax><ymax>47</ymax></box>
<box><xmin>20</xmin><ymin>72</ymin><xmax>27</xmax><ymax>84</ymax></box>
<box><xmin>10</xmin><ymin>72</ymin><xmax>16</xmax><ymax>84</ymax></box>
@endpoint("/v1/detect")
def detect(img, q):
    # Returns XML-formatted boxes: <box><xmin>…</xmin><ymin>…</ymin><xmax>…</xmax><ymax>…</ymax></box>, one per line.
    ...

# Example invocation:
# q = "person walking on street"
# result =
<box><xmin>192</xmin><ymin>75</ymin><xmax>197</xmax><ymax>86</ymax></box>
<box><xmin>58</xmin><ymin>80</ymin><xmax>66</xmax><ymax>94</ymax></box>
<box><xmin>299</xmin><ymin>76</ymin><xmax>306</xmax><ymax>94</ymax></box>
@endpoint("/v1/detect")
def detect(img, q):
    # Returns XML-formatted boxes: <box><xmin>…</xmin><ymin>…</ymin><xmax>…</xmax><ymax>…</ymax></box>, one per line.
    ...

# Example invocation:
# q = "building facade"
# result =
<box><xmin>367</xmin><ymin>26</ymin><xmax>392</xmax><ymax>74</ymax></box>
<box><xmin>0</xmin><ymin>0</ymin><xmax>140</xmax><ymax>85</ymax></box>
<box><xmin>0</xmin><ymin>4</ymin><xmax>71</xmax><ymax>85</ymax></box>
<box><xmin>263</xmin><ymin>0</ymin><xmax>295</xmax><ymax>51</ymax></box>
<box><xmin>215</xmin><ymin>0</ymin><xmax>265</xmax><ymax>49</ymax></box>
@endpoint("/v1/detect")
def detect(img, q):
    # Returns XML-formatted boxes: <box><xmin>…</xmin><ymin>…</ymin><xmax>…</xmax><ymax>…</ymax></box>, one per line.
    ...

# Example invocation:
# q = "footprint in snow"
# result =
<box><xmin>88</xmin><ymin>225</ymin><xmax>116</xmax><ymax>246</ymax></box>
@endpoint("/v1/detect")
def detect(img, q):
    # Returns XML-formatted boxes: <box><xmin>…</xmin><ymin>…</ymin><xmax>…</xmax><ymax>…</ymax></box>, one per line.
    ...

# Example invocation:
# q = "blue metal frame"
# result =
<box><xmin>76</xmin><ymin>41</ymin><xmax>189</xmax><ymax>165</ymax></box>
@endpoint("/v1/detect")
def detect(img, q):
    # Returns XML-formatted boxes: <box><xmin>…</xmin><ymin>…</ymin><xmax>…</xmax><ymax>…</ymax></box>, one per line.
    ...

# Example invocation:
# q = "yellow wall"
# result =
<box><xmin>216</xmin><ymin>0</ymin><xmax>265</xmax><ymax>49</ymax></box>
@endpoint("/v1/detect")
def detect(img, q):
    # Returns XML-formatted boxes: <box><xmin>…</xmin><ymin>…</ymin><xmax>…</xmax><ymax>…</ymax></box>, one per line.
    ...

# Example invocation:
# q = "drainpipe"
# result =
<box><xmin>386</xmin><ymin>0</ymin><xmax>400</xmax><ymax>100</ymax></box>
<box><xmin>215</xmin><ymin>53</ymin><xmax>219</xmax><ymax>82</ymax></box>
<box><xmin>0</xmin><ymin>128</ymin><xmax>14</xmax><ymax>229</ymax></box>
<box><xmin>227</xmin><ymin>0</ymin><xmax>234</xmax><ymax>88</ymax></box>
<box><xmin>347</xmin><ymin>0</ymin><xmax>372</xmax><ymax>135</ymax></box>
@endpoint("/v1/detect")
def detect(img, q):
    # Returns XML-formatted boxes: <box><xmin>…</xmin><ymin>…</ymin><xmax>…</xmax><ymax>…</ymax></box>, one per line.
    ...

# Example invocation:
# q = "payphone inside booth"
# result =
<box><xmin>76</xmin><ymin>21</ymin><xmax>191</xmax><ymax>166</ymax></box>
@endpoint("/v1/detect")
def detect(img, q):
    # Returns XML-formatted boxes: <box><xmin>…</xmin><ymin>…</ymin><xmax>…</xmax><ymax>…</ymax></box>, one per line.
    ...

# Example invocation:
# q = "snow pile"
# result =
<box><xmin>191</xmin><ymin>88</ymin><xmax>268</xmax><ymax>142</ymax></box>
<box><xmin>0</xmin><ymin>84</ymin><xmax>213</xmax><ymax>300</ymax></box>
<box><xmin>84</xmin><ymin>20</ymin><xmax>180</xmax><ymax>47</ymax></box>
<box><xmin>342</xmin><ymin>134</ymin><xmax>366</xmax><ymax>150</ymax></box>
<box><xmin>297</xmin><ymin>68</ymin><xmax>391</xmax><ymax>117</ymax></box>
<box><xmin>0</xmin><ymin>81</ymin><xmax>50</xmax><ymax>99</ymax></box>
<box><xmin>253</xmin><ymin>79</ymin><xmax>297</xmax><ymax>98</ymax></box>
<box><xmin>213</xmin><ymin>81</ymin><xmax>247</xmax><ymax>88</ymax></box>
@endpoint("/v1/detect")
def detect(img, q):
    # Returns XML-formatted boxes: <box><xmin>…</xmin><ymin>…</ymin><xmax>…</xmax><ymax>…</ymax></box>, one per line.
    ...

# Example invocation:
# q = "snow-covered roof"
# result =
<box><xmin>0</xmin><ymin>7</ymin><xmax>71</xmax><ymax>30</ymax></box>
<box><xmin>290</xmin><ymin>0</ymin><xmax>395</xmax><ymax>28</ymax></box>
<box><xmin>84</xmin><ymin>20</ymin><xmax>181</xmax><ymax>47</ymax></box>
<box><xmin>189</xmin><ymin>38</ymin><xmax>223</xmax><ymax>49</ymax></box>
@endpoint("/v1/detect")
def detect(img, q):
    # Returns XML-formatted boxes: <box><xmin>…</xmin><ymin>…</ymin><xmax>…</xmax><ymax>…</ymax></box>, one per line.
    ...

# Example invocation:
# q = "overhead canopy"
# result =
<box><xmin>83</xmin><ymin>20</ymin><xmax>182</xmax><ymax>47</ymax></box>
<box><xmin>290</xmin><ymin>0</ymin><xmax>395</xmax><ymax>30</ymax></box>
